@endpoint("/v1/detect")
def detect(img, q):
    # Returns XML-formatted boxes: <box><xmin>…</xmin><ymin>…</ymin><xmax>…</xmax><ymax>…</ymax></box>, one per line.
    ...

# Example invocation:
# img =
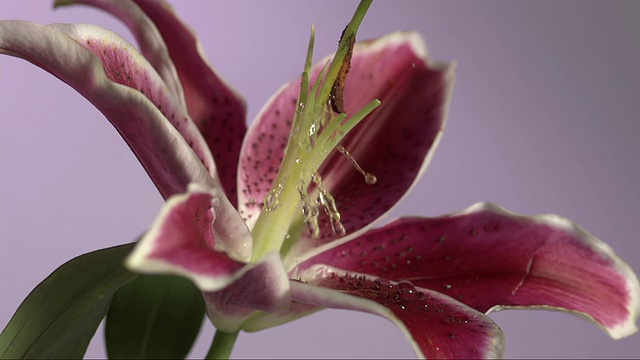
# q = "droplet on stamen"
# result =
<box><xmin>337</xmin><ymin>145</ymin><xmax>377</xmax><ymax>185</ymax></box>
<box><xmin>309</xmin><ymin>122</ymin><xmax>318</xmax><ymax>148</ymax></box>
<box><xmin>264</xmin><ymin>183</ymin><xmax>284</xmax><ymax>211</ymax></box>
<box><xmin>317</xmin><ymin>186</ymin><xmax>346</xmax><ymax>236</ymax></box>
<box><xmin>302</xmin><ymin>201</ymin><xmax>320</xmax><ymax>238</ymax></box>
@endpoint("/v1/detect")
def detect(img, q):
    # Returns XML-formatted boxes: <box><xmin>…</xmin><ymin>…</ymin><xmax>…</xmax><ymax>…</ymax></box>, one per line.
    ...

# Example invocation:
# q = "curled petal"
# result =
<box><xmin>126</xmin><ymin>183</ymin><xmax>253</xmax><ymax>279</ymax></box>
<box><xmin>55</xmin><ymin>0</ymin><xmax>186</xmax><ymax>106</ymax></box>
<box><xmin>126</xmin><ymin>183</ymin><xmax>290</xmax><ymax>330</ymax></box>
<box><xmin>130</xmin><ymin>0</ymin><xmax>247</xmax><ymax>204</ymax></box>
<box><xmin>296</xmin><ymin>203</ymin><xmax>640</xmax><ymax>339</ymax></box>
<box><xmin>239</xmin><ymin>32</ymin><xmax>453</xmax><ymax>245</ymax></box>
<box><xmin>203</xmin><ymin>254</ymin><xmax>291</xmax><ymax>332</ymax></box>
<box><xmin>291</xmin><ymin>270</ymin><xmax>505</xmax><ymax>358</ymax></box>
<box><xmin>0</xmin><ymin>21</ymin><xmax>214</xmax><ymax>198</ymax></box>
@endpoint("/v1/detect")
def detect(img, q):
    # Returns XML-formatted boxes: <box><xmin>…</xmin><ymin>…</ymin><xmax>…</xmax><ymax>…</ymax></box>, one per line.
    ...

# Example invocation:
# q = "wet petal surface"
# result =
<box><xmin>291</xmin><ymin>270</ymin><xmax>505</xmax><ymax>358</ymax></box>
<box><xmin>295</xmin><ymin>203</ymin><xmax>640</xmax><ymax>339</ymax></box>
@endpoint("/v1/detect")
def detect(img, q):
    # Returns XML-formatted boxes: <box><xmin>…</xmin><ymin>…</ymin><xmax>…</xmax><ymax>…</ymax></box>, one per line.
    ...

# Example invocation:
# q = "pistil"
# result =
<box><xmin>251</xmin><ymin>0</ymin><xmax>374</xmax><ymax>261</ymax></box>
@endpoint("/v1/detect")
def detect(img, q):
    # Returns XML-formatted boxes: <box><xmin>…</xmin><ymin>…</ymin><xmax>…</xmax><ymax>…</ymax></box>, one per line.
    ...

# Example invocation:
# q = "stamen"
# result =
<box><xmin>250</xmin><ymin>0</ymin><xmax>374</xmax><ymax>261</ymax></box>
<box><xmin>311</xmin><ymin>173</ymin><xmax>346</xmax><ymax>236</ymax></box>
<box><xmin>337</xmin><ymin>145</ymin><xmax>377</xmax><ymax>184</ymax></box>
<box><xmin>298</xmin><ymin>185</ymin><xmax>320</xmax><ymax>238</ymax></box>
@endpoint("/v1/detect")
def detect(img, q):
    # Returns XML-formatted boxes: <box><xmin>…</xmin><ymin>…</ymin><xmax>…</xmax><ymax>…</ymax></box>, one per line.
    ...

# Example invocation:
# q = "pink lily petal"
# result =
<box><xmin>238</xmin><ymin>32</ymin><xmax>454</xmax><ymax>243</ymax></box>
<box><xmin>289</xmin><ymin>273</ymin><xmax>505</xmax><ymax>358</ymax></box>
<box><xmin>127</xmin><ymin>0</ymin><xmax>247</xmax><ymax>204</ymax></box>
<box><xmin>126</xmin><ymin>183</ymin><xmax>251</xmax><ymax>278</ymax></box>
<box><xmin>126</xmin><ymin>183</ymin><xmax>290</xmax><ymax>330</ymax></box>
<box><xmin>55</xmin><ymin>0</ymin><xmax>186</xmax><ymax>106</ymax></box>
<box><xmin>0</xmin><ymin>21</ymin><xmax>214</xmax><ymax>198</ymax></box>
<box><xmin>295</xmin><ymin>203</ymin><xmax>640</xmax><ymax>339</ymax></box>
<box><xmin>202</xmin><ymin>255</ymin><xmax>292</xmax><ymax>332</ymax></box>
<box><xmin>57</xmin><ymin>0</ymin><xmax>247</xmax><ymax>202</ymax></box>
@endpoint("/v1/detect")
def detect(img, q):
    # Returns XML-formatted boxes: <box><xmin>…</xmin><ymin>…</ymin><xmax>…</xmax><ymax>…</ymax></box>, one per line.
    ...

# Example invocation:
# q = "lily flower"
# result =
<box><xmin>1</xmin><ymin>0</ymin><xmax>638</xmax><ymax>358</ymax></box>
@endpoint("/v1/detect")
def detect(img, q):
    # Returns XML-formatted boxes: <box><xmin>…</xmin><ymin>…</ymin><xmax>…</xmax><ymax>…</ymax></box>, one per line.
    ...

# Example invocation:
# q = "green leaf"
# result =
<box><xmin>0</xmin><ymin>243</ymin><xmax>138</xmax><ymax>359</ymax></box>
<box><xmin>105</xmin><ymin>274</ymin><xmax>206</xmax><ymax>359</ymax></box>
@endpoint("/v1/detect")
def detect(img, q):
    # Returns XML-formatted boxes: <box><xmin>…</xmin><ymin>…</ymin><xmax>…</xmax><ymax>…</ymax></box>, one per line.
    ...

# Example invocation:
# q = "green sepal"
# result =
<box><xmin>0</xmin><ymin>243</ymin><xmax>138</xmax><ymax>359</ymax></box>
<box><xmin>105</xmin><ymin>274</ymin><xmax>206</xmax><ymax>359</ymax></box>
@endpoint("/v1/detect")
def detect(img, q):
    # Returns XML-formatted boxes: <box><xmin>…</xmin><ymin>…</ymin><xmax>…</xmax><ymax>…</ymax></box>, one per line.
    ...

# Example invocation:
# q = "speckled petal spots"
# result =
<box><xmin>290</xmin><ymin>273</ymin><xmax>505</xmax><ymax>358</ymax></box>
<box><xmin>238</xmin><ymin>82</ymin><xmax>298</xmax><ymax>228</ymax></box>
<box><xmin>131</xmin><ymin>0</ymin><xmax>247</xmax><ymax>205</ymax></box>
<box><xmin>0</xmin><ymin>21</ymin><xmax>212</xmax><ymax>198</ymax></box>
<box><xmin>238</xmin><ymin>32</ymin><xmax>453</xmax><ymax>240</ymax></box>
<box><xmin>55</xmin><ymin>0</ymin><xmax>186</xmax><ymax>106</ymax></box>
<box><xmin>295</xmin><ymin>203</ymin><xmax>640</xmax><ymax>339</ymax></box>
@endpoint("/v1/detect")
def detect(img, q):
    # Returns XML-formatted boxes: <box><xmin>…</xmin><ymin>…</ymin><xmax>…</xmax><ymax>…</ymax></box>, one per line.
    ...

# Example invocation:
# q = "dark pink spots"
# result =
<box><xmin>315</xmin><ymin>271</ymin><xmax>501</xmax><ymax>358</ymax></box>
<box><xmin>131</xmin><ymin>0</ymin><xmax>248</xmax><ymax>206</ymax></box>
<box><xmin>238</xmin><ymin>85</ymin><xmax>298</xmax><ymax>224</ymax></box>
<box><xmin>299</xmin><ymin>205</ymin><xmax>634</xmax><ymax>332</ymax></box>
<box><xmin>81</xmin><ymin>37</ymin><xmax>216</xmax><ymax>180</ymax></box>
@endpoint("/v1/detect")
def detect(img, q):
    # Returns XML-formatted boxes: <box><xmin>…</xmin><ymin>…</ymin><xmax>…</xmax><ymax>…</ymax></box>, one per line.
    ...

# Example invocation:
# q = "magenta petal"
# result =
<box><xmin>55</xmin><ymin>0</ymin><xmax>186</xmax><ymax>105</ymax></box>
<box><xmin>237</xmin><ymin>83</ymin><xmax>297</xmax><ymax>227</ymax></box>
<box><xmin>238</xmin><ymin>32</ymin><xmax>453</xmax><ymax>240</ymax></box>
<box><xmin>295</xmin><ymin>203</ymin><xmax>640</xmax><ymax>339</ymax></box>
<box><xmin>203</xmin><ymin>252</ymin><xmax>291</xmax><ymax>332</ymax></box>
<box><xmin>0</xmin><ymin>21</ymin><xmax>214</xmax><ymax>198</ymax></box>
<box><xmin>127</xmin><ymin>183</ymin><xmax>290</xmax><ymax>331</ymax></box>
<box><xmin>126</xmin><ymin>183</ymin><xmax>252</xmax><ymax>280</ymax></box>
<box><xmin>129</xmin><ymin>0</ymin><xmax>247</xmax><ymax>204</ymax></box>
<box><xmin>291</xmin><ymin>272</ymin><xmax>504</xmax><ymax>358</ymax></box>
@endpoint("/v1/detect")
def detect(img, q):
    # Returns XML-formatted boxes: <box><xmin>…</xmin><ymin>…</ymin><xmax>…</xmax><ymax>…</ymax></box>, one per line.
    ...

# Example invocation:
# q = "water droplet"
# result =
<box><xmin>330</xmin><ymin>217</ymin><xmax>346</xmax><ymax>236</ymax></box>
<box><xmin>337</xmin><ymin>145</ymin><xmax>377</xmax><ymax>185</ymax></box>
<box><xmin>309</xmin><ymin>122</ymin><xmax>317</xmax><ymax>148</ymax></box>
<box><xmin>295</xmin><ymin>158</ymin><xmax>303</xmax><ymax>164</ymax></box>
<box><xmin>302</xmin><ymin>202</ymin><xmax>320</xmax><ymax>238</ymax></box>
<box><xmin>317</xmin><ymin>186</ymin><xmax>345</xmax><ymax>236</ymax></box>
<box><xmin>442</xmin><ymin>284</ymin><xmax>452</xmax><ymax>290</ymax></box>
<box><xmin>364</xmin><ymin>173</ymin><xmax>377</xmax><ymax>184</ymax></box>
<box><xmin>397</xmin><ymin>280</ymin><xmax>416</xmax><ymax>293</ymax></box>
<box><xmin>263</xmin><ymin>183</ymin><xmax>284</xmax><ymax>211</ymax></box>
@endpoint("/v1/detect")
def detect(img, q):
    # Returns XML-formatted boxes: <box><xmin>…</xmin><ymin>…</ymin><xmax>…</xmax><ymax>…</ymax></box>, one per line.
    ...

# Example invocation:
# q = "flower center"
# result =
<box><xmin>251</xmin><ymin>0</ymin><xmax>375</xmax><ymax>261</ymax></box>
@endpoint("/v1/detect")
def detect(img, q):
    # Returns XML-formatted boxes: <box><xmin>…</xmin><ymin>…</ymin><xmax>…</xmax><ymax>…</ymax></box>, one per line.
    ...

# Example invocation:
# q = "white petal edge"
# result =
<box><xmin>288</xmin><ymin>276</ymin><xmax>505</xmax><ymax>358</ymax></box>
<box><xmin>125</xmin><ymin>182</ymin><xmax>256</xmax><ymax>288</ymax></box>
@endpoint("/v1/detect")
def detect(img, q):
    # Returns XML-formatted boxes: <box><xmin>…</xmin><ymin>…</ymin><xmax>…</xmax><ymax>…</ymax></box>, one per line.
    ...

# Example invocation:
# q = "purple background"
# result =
<box><xmin>1</xmin><ymin>0</ymin><xmax>639</xmax><ymax>358</ymax></box>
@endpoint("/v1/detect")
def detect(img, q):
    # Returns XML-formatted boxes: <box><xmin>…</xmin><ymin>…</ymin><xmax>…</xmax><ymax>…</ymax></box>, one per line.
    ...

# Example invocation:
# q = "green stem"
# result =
<box><xmin>205</xmin><ymin>330</ymin><xmax>239</xmax><ymax>359</ymax></box>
